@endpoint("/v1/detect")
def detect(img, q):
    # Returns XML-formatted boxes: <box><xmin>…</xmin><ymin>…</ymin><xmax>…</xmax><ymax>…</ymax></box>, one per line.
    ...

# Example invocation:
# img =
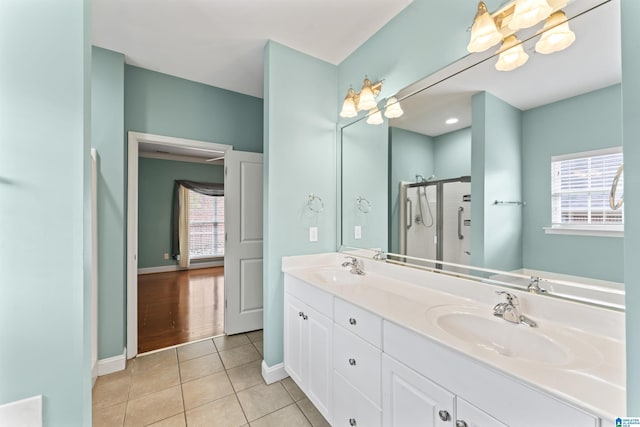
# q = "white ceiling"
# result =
<box><xmin>390</xmin><ymin>0</ymin><xmax>621</xmax><ymax>137</ymax></box>
<box><xmin>92</xmin><ymin>0</ymin><xmax>413</xmax><ymax>99</ymax></box>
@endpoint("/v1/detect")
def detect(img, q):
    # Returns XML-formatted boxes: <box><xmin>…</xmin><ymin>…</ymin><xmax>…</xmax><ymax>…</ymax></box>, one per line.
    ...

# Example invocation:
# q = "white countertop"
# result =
<box><xmin>282</xmin><ymin>252</ymin><xmax>626</xmax><ymax>422</ymax></box>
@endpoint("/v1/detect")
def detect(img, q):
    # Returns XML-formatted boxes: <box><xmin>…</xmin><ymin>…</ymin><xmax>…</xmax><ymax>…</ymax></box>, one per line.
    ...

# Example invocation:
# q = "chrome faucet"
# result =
<box><xmin>373</xmin><ymin>250</ymin><xmax>386</xmax><ymax>261</ymax></box>
<box><xmin>493</xmin><ymin>291</ymin><xmax>537</xmax><ymax>327</ymax></box>
<box><xmin>341</xmin><ymin>256</ymin><xmax>365</xmax><ymax>275</ymax></box>
<box><xmin>527</xmin><ymin>276</ymin><xmax>548</xmax><ymax>294</ymax></box>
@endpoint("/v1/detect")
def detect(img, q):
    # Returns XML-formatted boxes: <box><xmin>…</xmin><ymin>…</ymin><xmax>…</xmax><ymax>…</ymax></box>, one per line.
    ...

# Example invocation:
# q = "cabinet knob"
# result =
<box><xmin>302</xmin><ymin>314</ymin><xmax>308</xmax><ymax>320</ymax></box>
<box><xmin>438</xmin><ymin>410</ymin><xmax>451</xmax><ymax>422</ymax></box>
<box><xmin>456</xmin><ymin>421</ymin><xmax>468</xmax><ymax>427</ymax></box>
<box><xmin>298</xmin><ymin>311</ymin><xmax>303</xmax><ymax>317</ymax></box>
<box><xmin>348</xmin><ymin>358</ymin><xmax>356</xmax><ymax>366</ymax></box>
<box><xmin>349</xmin><ymin>418</ymin><xmax>357</xmax><ymax>426</ymax></box>
<box><xmin>349</xmin><ymin>318</ymin><xmax>357</xmax><ymax>325</ymax></box>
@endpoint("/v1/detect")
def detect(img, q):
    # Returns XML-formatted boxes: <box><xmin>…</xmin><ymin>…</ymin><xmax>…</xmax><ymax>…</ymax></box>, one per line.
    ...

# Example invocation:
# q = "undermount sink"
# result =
<box><xmin>426</xmin><ymin>305</ymin><xmax>599</xmax><ymax>367</ymax></box>
<box><xmin>311</xmin><ymin>267</ymin><xmax>364</xmax><ymax>285</ymax></box>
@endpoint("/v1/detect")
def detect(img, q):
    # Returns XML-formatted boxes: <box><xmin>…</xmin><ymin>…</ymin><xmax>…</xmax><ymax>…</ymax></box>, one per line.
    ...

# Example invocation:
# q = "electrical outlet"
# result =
<box><xmin>354</xmin><ymin>225</ymin><xmax>362</xmax><ymax>239</ymax></box>
<box><xmin>309</xmin><ymin>227</ymin><xmax>318</xmax><ymax>242</ymax></box>
<box><xmin>163</xmin><ymin>252</ymin><xmax>169</xmax><ymax>260</ymax></box>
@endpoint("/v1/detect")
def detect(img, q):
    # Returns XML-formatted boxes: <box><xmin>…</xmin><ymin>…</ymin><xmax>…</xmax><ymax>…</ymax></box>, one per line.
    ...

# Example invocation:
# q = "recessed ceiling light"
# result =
<box><xmin>445</xmin><ymin>118</ymin><xmax>459</xmax><ymax>125</ymax></box>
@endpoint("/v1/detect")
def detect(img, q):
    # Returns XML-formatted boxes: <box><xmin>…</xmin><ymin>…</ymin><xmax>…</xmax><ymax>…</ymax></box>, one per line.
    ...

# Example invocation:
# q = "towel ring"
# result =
<box><xmin>308</xmin><ymin>193</ymin><xmax>324</xmax><ymax>213</ymax></box>
<box><xmin>609</xmin><ymin>163</ymin><xmax>624</xmax><ymax>210</ymax></box>
<box><xmin>356</xmin><ymin>196</ymin><xmax>372</xmax><ymax>213</ymax></box>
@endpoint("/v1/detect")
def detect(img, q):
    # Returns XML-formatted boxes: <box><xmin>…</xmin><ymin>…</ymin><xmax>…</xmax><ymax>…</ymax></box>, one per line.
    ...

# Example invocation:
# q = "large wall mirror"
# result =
<box><xmin>339</xmin><ymin>0</ymin><xmax>624</xmax><ymax>308</ymax></box>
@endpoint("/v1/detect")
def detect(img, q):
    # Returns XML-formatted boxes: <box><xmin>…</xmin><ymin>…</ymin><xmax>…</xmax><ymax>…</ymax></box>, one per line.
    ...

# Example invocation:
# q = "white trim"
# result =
<box><xmin>261</xmin><ymin>360</ymin><xmax>288</xmax><ymax>384</ymax></box>
<box><xmin>138</xmin><ymin>260</ymin><xmax>224</xmax><ymax>275</ymax></box>
<box><xmin>543</xmin><ymin>226</ymin><xmax>624</xmax><ymax>237</ymax></box>
<box><xmin>551</xmin><ymin>146</ymin><xmax>622</xmax><ymax>162</ymax></box>
<box><xmin>98</xmin><ymin>348</ymin><xmax>127</xmax><ymax>376</ymax></box>
<box><xmin>139</xmin><ymin>151</ymin><xmax>224</xmax><ymax>165</ymax></box>
<box><xmin>127</xmin><ymin>131</ymin><xmax>233</xmax><ymax>360</ymax></box>
<box><xmin>0</xmin><ymin>395</ymin><xmax>42</xmax><ymax>427</ymax></box>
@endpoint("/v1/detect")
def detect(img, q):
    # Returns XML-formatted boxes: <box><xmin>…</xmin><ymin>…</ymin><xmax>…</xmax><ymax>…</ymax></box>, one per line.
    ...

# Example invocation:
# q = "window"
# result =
<box><xmin>188</xmin><ymin>190</ymin><xmax>224</xmax><ymax>258</ymax></box>
<box><xmin>548</xmin><ymin>147</ymin><xmax>623</xmax><ymax>236</ymax></box>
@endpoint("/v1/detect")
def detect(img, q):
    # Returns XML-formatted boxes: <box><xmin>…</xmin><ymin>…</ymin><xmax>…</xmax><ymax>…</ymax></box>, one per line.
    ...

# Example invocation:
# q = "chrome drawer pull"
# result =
<box><xmin>302</xmin><ymin>314</ymin><xmax>308</xmax><ymax>320</ymax></box>
<box><xmin>298</xmin><ymin>311</ymin><xmax>303</xmax><ymax>317</ymax></box>
<box><xmin>349</xmin><ymin>419</ymin><xmax>357</xmax><ymax>426</ymax></box>
<box><xmin>438</xmin><ymin>410</ymin><xmax>450</xmax><ymax>422</ymax></box>
<box><xmin>348</xmin><ymin>358</ymin><xmax>356</xmax><ymax>366</ymax></box>
<box><xmin>456</xmin><ymin>421</ymin><xmax>468</xmax><ymax>427</ymax></box>
<box><xmin>349</xmin><ymin>318</ymin><xmax>357</xmax><ymax>325</ymax></box>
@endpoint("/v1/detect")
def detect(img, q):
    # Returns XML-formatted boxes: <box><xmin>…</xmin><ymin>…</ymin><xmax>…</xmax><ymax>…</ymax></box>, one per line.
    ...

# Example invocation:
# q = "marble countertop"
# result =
<box><xmin>282</xmin><ymin>252</ymin><xmax>625</xmax><ymax>422</ymax></box>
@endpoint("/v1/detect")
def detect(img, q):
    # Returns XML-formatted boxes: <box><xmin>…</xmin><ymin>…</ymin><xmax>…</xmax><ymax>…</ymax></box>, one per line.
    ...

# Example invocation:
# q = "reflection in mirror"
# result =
<box><xmin>339</xmin><ymin>0</ymin><xmax>623</xmax><ymax>308</ymax></box>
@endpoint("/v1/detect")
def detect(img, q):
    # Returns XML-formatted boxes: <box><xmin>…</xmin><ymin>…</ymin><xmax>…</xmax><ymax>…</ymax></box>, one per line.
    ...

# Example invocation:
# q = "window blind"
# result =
<box><xmin>188</xmin><ymin>191</ymin><xmax>225</xmax><ymax>258</ymax></box>
<box><xmin>551</xmin><ymin>148</ymin><xmax>623</xmax><ymax>226</ymax></box>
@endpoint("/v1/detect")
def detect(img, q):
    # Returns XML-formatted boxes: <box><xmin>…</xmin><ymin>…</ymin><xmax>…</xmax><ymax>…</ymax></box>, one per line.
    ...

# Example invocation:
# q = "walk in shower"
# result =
<box><xmin>399</xmin><ymin>176</ymin><xmax>471</xmax><ymax>268</ymax></box>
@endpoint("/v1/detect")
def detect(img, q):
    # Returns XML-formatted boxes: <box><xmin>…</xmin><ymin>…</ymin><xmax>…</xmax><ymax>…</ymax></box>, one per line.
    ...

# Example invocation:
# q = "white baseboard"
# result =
<box><xmin>98</xmin><ymin>348</ymin><xmax>127</xmax><ymax>376</ymax></box>
<box><xmin>138</xmin><ymin>260</ymin><xmax>224</xmax><ymax>275</ymax></box>
<box><xmin>261</xmin><ymin>360</ymin><xmax>288</xmax><ymax>384</ymax></box>
<box><xmin>92</xmin><ymin>361</ymin><xmax>98</xmax><ymax>387</ymax></box>
<box><xmin>0</xmin><ymin>395</ymin><xmax>42</xmax><ymax>427</ymax></box>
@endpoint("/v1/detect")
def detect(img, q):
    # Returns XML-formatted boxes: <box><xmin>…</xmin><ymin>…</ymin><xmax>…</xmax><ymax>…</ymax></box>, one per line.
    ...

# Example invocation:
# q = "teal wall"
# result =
<box><xmin>522</xmin><ymin>85</ymin><xmax>623</xmax><ymax>282</ymax></box>
<box><xmin>91</xmin><ymin>47</ymin><xmax>126</xmax><ymax>360</ymax></box>
<box><xmin>138</xmin><ymin>158</ymin><xmax>224</xmax><ymax>268</ymax></box>
<box><xmin>471</xmin><ymin>92</ymin><xmax>523</xmax><ymax>271</ymax></box>
<box><xmin>622</xmin><ymin>0</ymin><xmax>640</xmax><ymax>413</ymax></box>
<box><xmin>433</xmin><ymin>127</ymin><xmax>471</xmax><ymax>180</ymax></box>
<box><xmin>342</xmin><ymin>119</ymin><xmax>389</xmax><ymax>250</ymax></box>
<box><xmin>264</xmin><ymin>41</ymin><xmax>338</xmax><ymax>367</ymax></box>
<box><xmin>0</xmin><ymin>1</ymin><xmax>91</xmax><ymax>425</ymax></box>
<box><xmin>388</xmin><ymin>128</ymin><xmax>435</xmax><ymax>253</ymax></box>
<box><xmin>125</xmin><ymin>65</ymin><xmax>263</xmax><ymax>152</ymax></box>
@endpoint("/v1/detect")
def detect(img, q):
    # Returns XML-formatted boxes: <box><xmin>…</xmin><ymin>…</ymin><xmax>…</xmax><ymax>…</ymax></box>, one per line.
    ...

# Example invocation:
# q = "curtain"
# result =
<box><xmin>178</xmin><ymin>185</ymin><xmax>191</xmax><ymax>268</ymax></box>
<box><xmin>171</xmin><ymin>180</ymin><xmax>224</xmax><ymax>264</ymax></box>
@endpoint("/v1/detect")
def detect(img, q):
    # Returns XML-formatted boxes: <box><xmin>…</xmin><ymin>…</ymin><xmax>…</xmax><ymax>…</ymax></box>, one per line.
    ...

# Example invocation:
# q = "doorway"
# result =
<box><xmin>127</xmin><ymin>132</ymin><xmax>232</xmax><ymax>358</ymax></box>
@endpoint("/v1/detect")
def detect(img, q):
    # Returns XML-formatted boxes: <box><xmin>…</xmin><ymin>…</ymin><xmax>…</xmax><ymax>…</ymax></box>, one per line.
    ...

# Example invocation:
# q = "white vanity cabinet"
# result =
<box><xmin>284</xmin><ymin>275</ymin><xmax>333</xmax><ymax>422</ymax></box>
<box><xmin>382</xmin><ymin>354</ymin><xmax>505</xmax><ymax>427</ymax></box>
<box><xmin>384</xmin><ymin>321</ymin><xmax>599</xmax><ymax>427</ymax></box>
<box><xmin>332</xmin><ymin>298</ymin><xmax>384</xmax><ymax>427</ymax></box>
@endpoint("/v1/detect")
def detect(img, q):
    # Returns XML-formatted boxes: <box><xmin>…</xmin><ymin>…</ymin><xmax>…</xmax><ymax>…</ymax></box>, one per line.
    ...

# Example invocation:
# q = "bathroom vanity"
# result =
<box><xmin>282</xmin><ymin>253</ymin><xmax>624</xmax><ymax>427</ymax></box>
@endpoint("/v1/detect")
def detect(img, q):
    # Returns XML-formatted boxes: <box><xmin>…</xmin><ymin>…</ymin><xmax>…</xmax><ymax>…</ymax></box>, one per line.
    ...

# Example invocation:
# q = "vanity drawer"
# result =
<box><xmin>333</xmin><ymin>371</ymin><xmax>381</xmax><ymax>427</ymax></box>
<box><xmin>333</xmin><ymin>324</ymin><xmax>381</xmax><ymax>405</ymax></box>
<box><xmin>334</xmin><ymin>298</ymin><xmax>382</xmax><ymax>348</ymax></box>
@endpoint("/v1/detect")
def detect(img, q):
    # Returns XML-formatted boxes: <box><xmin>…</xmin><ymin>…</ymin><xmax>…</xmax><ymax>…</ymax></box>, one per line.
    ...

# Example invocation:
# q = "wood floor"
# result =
<box><xmin>137</xmin><ymin>267</ymin><xmax>224</xmax><ymax>354</ymax></box>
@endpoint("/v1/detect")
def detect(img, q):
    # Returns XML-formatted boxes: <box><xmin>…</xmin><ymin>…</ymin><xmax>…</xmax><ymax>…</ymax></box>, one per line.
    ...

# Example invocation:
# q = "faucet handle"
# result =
<box><xmin>496</xmin><ymin>290</ymin><xmax>519</xmax><ymax>305</ymax></box>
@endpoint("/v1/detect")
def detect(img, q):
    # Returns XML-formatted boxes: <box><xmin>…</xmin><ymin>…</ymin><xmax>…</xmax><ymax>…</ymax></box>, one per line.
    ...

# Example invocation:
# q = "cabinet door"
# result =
<box><xmin>382</xmin><ymin>354</ymin><xmax>454</xmax><ymax>427</ymax></box>
<box><xmin>284</xmin><ymin>294</ymin><xmax>306</xmax><ymax>387</ymax></box>
<box><xmin>306</xmin><ymin>305</ymin><xmax>333</xmax><ymax>422</ymax></box>
<box><xmin>456</xmin><ymin>398</ymin><xmax>507</xmax><ymax>427</ymax></box>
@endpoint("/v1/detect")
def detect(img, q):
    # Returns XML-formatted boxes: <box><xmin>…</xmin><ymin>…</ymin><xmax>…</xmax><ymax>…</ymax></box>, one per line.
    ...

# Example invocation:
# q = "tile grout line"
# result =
<box><xmin>177</xmin><ymin>347</ymin><xmax>188</xmax><ymax>426</ymax></box>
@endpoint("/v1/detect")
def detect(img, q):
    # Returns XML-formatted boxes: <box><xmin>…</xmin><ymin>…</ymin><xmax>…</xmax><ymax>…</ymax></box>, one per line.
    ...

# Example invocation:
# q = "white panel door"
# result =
<box><xmin>382</xmin><ymin>354</ymin><xmax>454</xmax><ymax>427</ymax></box>
<box><xmin>224</xmin><ymin>150</ymin><xmax>264</xmax><ymax>334</ymax></box>
<box><xmin>456</xmin><ymin>398</ymin><xmax>508</xmax><ymax>427</ymax></box>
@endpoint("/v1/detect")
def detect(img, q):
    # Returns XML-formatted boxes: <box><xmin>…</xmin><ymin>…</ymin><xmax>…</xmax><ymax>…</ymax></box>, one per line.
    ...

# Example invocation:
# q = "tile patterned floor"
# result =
<box><xmin>92</xmin><ymin>331</ymin><xmax>331</xmax><ymax>427</ymax></box>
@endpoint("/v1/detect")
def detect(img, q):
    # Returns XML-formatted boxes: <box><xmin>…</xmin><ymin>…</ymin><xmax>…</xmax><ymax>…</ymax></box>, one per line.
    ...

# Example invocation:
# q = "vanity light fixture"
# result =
<box><xmin>495</xmin><ymin>35</ymin><xmax>529</xmax><ymax>71</ymax></box>
<box><xmin>445</xmin><ymin>117</ymin><xmax>459</xmax><ymax>125</ymax></box>
<box><xmin>383</xmin><ymin>97</ymin><xmax>404</xmax><ymax>119</ymax></box>
<box><xmin>340</xmin><ymin>88</ymin><xmax>358</xmax><ymax>118</ymax></box>
<box><xmin>339</xmin><ymin>76</ymin><xmax>383</xmax><ymax>118</ymax></box>
<box><xmin>535</xmin><ymin>11</ymin><xmax>576</xmax><ymax>54</ymax></box>
<box><xmin>466</xmin><ymin>0</ymin><xmax>574</xmax><ymax>71</ymax></box>
<box><xmin>366</xmin><ymin>107</ymin><xmax>384</xmax><ymax>125</ymax></box>
<box><xmin>467</xmin><ymin>2</ymin><xmax>503</xmax><ymax>53</ymax></box>
<box><xmin>509</xmin><ymin>0</ymin><xmax>552</xmax><ymax>30</ymax></box>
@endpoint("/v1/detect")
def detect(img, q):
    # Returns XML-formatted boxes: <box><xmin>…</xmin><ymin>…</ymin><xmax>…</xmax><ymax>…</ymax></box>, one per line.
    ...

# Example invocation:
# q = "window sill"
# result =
<box><xmin>543</xmin><ymin>226</ymin><xmax>624</xmax><ymax>238</ymax></box>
